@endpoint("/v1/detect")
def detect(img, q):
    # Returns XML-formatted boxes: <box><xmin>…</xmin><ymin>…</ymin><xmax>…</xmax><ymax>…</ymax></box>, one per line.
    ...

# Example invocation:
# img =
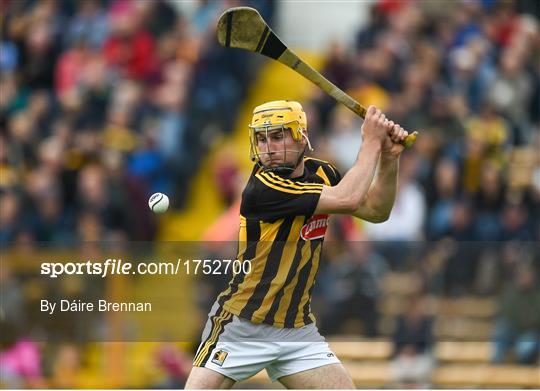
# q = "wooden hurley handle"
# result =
<box><xmin>277</xmin><ymin>49</ymin><xmax>418</xmax><ymax>148</ymax></box>
<box><xmin>217</xmin><ymin>6</ymin><xmax>418</xmax><ymax>148</ymax></box>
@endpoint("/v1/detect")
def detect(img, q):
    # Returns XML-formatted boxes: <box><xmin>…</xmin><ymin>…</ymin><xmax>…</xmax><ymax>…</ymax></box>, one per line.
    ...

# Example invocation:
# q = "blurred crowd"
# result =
<box><xmin>303</xmin><ymin>0</ymin><xmax>540</xmax><ymax>382</ymax></box>
<box><xmin>0</xmin><ymin>0</ymin><xmax>272</xmax><ymax>247</ymax></box>
<box><xmin>308</xmin><ymin>0</ymin><xmax>540</xmax><ymax>243</ymax></box>
<box><xmin>0</xmin><ymin>0</ymin><xmax>272</xmax><ymax>387</ymax></box>
<box><xmin>1</xmin><ymin>0</ymin><xmax>540</xmax><ymax>388</ymax></box>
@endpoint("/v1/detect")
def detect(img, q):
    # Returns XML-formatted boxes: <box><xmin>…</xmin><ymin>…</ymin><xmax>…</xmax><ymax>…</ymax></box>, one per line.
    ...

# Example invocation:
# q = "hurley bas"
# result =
<box><xmin>41</xmin><ymin>299</ymin><xmax>152</xmax><ymax>314</ymax></box>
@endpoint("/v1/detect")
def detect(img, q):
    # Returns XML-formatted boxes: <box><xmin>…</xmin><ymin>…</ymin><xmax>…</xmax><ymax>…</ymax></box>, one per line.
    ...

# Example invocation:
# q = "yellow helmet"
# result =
<box><xmin>248</xmin><ymin>100</ymin><xmax>312</xmax><ymax>169</ymax></box>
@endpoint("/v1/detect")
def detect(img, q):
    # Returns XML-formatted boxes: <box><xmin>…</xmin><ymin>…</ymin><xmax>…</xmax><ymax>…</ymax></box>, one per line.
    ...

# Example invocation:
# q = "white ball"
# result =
<box><xmin>148</xmin><ymin>192</ymin><xmax>169</xmax><ymax>214</ymax></box>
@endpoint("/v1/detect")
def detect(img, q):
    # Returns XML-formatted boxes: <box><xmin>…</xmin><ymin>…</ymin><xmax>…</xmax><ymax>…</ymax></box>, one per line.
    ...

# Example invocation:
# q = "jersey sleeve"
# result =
<box><xmin>306</xmin><ymin>158</ymin><xmax>341</xmax><ymax>187</ymax></box>
<box><xmin>326</xmin><ymin>163</ymin><xmax>342</xmax><ymax>186</ymax></box>
<box><xmin>242</xmin><ymin>170</ymin><xmax>323</xmax><ymax>221</ymax></box>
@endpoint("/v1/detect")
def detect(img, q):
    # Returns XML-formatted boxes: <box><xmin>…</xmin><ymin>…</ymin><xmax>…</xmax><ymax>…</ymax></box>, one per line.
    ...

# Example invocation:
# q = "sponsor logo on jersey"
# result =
<box><xmin>300</xmin><ymin>214</ymin><xmax>329</xmax><ymax>240</ymax></box>
<box><xmin>211</xmin><ymin>349</ymin><xmax>228</xmax><ymax>366</ymax></box>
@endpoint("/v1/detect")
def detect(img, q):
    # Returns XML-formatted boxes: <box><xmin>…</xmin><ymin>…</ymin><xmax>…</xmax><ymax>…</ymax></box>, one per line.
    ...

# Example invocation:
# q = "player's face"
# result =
<box><xmin>255</xmin><ymin>127</ymin><xmax>304</xmax><ymax>169</ymax></box>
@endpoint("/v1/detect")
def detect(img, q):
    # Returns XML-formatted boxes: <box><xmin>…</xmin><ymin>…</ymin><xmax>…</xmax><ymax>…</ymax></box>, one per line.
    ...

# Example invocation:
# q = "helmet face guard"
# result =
<box><xmin>248</xmin><ymin>101</ymin><xmax>313</xmax><ymax>176</ymax></box>
<box><xmin>249</xmin><ymin>122</ymin><xmax>307</xmax><ymax>176</ymax></box>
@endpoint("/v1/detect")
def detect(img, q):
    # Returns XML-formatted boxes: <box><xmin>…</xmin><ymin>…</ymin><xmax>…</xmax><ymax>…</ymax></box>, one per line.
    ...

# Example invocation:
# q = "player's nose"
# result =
<box><xmin>266</xmin><ymin>141</ymin><xmax>279</xmax><ymax>151</ymax></box>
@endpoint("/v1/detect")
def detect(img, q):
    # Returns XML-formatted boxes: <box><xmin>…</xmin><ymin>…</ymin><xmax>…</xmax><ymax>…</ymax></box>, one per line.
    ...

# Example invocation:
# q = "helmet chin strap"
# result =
<box><xmin>272</xmin><ymin>166</ymin><xmax>296</xmax><ymax>176</ymax></box>
<box><xmin>299</xmin><ymin>128</ymin><xmax>313</xmax><ymax>152</ymax></box>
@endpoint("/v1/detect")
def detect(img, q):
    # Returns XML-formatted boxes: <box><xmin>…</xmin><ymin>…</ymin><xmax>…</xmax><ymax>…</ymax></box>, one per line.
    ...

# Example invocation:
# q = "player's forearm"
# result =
<box><xmin>361</xmin><ymin>153</ymin><xmax>399</xmax><ymax>221</ymax></box>
<box><xmin>335</xmin><ymin>140</ymin><xmax>382</xmax><ymax>210</ymax></box>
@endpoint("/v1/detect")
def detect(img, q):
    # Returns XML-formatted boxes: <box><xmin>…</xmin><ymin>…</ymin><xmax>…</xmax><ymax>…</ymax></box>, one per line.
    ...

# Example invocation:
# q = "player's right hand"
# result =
<box><xmin>361</xmin><ymin>105</ymin><xmax>388</xmax><ymax>145</ymax></box>
<box><xmin>382</xmin><ymin>121</ymin><xmax>408</xmax><ymax>157</ymax></box>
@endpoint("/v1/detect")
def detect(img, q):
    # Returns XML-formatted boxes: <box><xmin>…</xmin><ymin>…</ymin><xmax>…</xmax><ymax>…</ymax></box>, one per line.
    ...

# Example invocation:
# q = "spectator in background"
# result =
<box><xmin>0</xmin><ymin>319</ymin><xmax>46</xmax><ymax>388</ymax></box>
<box><xmin>76</xmin><ymin>164</ymin><xmax>124</xmax><ymax>233</ymax></box>
<box><xmin>532</xmin><ymin>135</ymin><xmax>540</xmax><ymax>238</ymax></box>
<box><xmin>127</xmin><ymin>121</ymin><xmax>170</xmax><ymax>198</ymax></box>
<box><xmin>55</xmin><ymin>39</ymin><xmax>95</xmax><ymax>98</ymax></box>
<box><xmin>499</xmin><ymin>201</ymin><xmax>535</xmax><ymax>241</ymax></box>
<box><xmin>327</xmin><ymin>106</ymin><xmax>363</xmax><ymax>171</ymax></box>
<box><xmin>465</xmin><ymin>103</ymin><xmax>510</xmax><ymax>156</ymax></box>
<box><xmin>103</xmin><ymin>0</ymin><xmax>157</xmax><ymax>81</ymax></box>
<box><xmin>320</xmin><ymin>240</ymin><xmax>388</xmax><ymax>337</ymax></box>
<box><xmin>473</xmin><ymin>161</ymin><xmax>505</xmax><ymax>240</ymax></box>
<box><xmin>64</xmin><ymin>0</ymin><xmax>109</xmax><ymax>50</ymax></box>
<box><xmin>390</xmin><ymin>295</ymin><xmax>434</xmax><ymax>388</ymax></box>
<box><xmin>0</xmin><ymin>262</ymin><xmax>26</xmax><ymax>330</ymax></box>
<box><xmin>487</xmin><ymin>47</ymin><xmax>534</xmax><ymax>145</ymax></box>
<box><xmin>0</xmin><ymin>192</ymin><xmax>21</xmax><ymax>245</ymax></box>
<box><xmin>426</xmin><ymin>158</ymin><xmax>461</xmax><ymax>240</ymax></box>
<box><xmin>153</xmin><ymin>343</ymin><xmax>191</xmax><ymax>389</ymax></box>
<box><xmin>50</xmin><ymin>344</ymin><xmax>82</xmax><ymax>388</ymax></box>
<box><xmin>498</xmin><ymin>241</ymin><xmax>530</xmax><ymax>287</ymax></box>
<box><xmin>423</xmin><ymin>87</ymin><xmax>466</xmax><ymax>144</ymax></box>
<box><xmin>364</xmin><ymin>153</ymin><xmax>426</xmax><ymax>243</ymax></box>
<box><xmin>492</xmin><ymin>263</ymin><xmax>540</xmax><ymax>365</ymax></box>
<box><xmin>442</xmin><ymin>202</ymin><xmax>483</xmax><ymax>295</ymax></box>
<box><xmin>212</xmin><ymin>147</ymin><xmax>241</xmax><ymax>207</ymax></box>
<box><xmin>14</xmin><ymin>1</ymin><xmax>63</xmax><ymax>91</ymax></box>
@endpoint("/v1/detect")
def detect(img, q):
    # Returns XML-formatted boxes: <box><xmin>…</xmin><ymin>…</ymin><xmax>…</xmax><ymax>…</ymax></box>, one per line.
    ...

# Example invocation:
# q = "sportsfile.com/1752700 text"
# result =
<box><xmin>40</xmin><ymin>258</ymin><xmax>252</xmax><ymax>278</ymax></box>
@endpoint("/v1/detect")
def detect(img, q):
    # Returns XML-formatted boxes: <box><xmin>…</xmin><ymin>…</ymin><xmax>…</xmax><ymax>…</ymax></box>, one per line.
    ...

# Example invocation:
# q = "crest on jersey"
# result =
<box><xmin>211</xmin><ymin>349</ymin><xmax>228</xmax><ymax>366</ymax></box>
<box><xmin>301</xmin><ymin>214</ymin><xmax>329</xmax><ymax>240</ymax></box>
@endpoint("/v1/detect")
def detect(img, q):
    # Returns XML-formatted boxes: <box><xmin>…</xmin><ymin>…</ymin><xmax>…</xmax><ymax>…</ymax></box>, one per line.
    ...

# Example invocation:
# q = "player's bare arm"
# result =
<box><xmin>351</xmin><ymin>121</ymin><xmax>409</xmax><ymax>222</ymax></box>
<box><xmin>314</xmin><ymin>105</ymin><xmax>390</xmax><ymax>220</ymax></box>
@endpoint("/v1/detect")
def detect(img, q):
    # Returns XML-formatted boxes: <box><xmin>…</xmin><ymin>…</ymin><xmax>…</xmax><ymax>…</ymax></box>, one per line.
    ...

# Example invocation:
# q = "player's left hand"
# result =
<box><xmin>381</xmin><ymin>121</ymin><xmax>408</xmax><ymax>157</ymax></box>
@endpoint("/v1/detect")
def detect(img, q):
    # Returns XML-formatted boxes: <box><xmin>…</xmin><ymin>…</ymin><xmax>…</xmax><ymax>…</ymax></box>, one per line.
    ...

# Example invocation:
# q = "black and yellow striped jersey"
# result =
<box><xmin>217</xmin><ymin>157</ymin><xmax>341</xmax><ymax>328</ymax></box>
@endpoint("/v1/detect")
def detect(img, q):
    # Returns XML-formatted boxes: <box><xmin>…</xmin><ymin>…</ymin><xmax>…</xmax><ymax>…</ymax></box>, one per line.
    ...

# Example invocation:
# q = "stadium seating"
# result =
<box><xmin>245</xmin><ymin>342</ymin><xmax>540</xmax><ymax>388</ymax></box>
<box><xmin>244</xmin><ymin>272</ymin><xmax>537</xmax><ymax>388</ymax></box>
<box><xmin>436</xmin><ymin>341</ymin><xmax>492</xmax><ymax>363</ymax></box>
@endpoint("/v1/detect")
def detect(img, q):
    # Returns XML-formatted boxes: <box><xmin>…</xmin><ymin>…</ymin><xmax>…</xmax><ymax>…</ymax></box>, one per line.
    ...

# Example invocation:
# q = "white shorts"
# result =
<box><xmin>192</xmin><ymin>301</ymin><xmax>341</xmax><ymax>382</ymax></box>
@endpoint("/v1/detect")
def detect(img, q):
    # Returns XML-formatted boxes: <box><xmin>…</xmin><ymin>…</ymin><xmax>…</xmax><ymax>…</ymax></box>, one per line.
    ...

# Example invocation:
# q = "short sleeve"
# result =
<box><xmin>306</xmin><ymin>158</ymin><xmax>341</xmax><ymax>187</ymax></box>
<box><xmin>241</xmin><ymin>170</ymin><xmax>323</xmax><ymax>221</ymax></box>
<box><xmin>327</xmin><ymin>164</ymin><xmax>342</xmax><ymax>186</ymax></box>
